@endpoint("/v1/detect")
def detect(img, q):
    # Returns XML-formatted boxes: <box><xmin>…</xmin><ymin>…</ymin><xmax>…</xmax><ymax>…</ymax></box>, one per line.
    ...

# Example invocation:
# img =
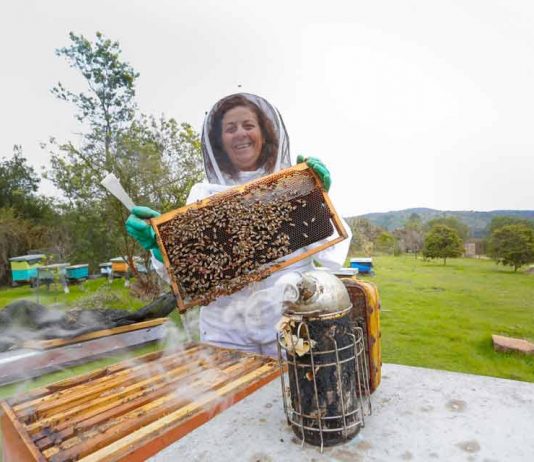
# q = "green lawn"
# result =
<box><xmin>0</xmin><ymin>277</ymin><xmax>146</xmax><ymax>310</ymax></box>
<box><xmin>371</xmin><ymin>255</ymin><xmax>534</xmax><ymax>382</ymax></box>
<box><xmin>1</xmin><ymin>256</ymin><xmax>533</xmax><ymax>403</ymax></box>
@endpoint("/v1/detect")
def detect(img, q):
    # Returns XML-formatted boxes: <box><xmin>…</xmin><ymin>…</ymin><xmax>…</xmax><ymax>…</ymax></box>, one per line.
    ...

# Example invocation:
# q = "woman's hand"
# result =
<box><xmin>125</xmin><ymin>206</ymin><xmax>163</xmax><ymax>262</ymax></box>
<box><xmin>297</xmin><ymin>155</ymin><xmax>331</xmax><ymax>192</ymax></box>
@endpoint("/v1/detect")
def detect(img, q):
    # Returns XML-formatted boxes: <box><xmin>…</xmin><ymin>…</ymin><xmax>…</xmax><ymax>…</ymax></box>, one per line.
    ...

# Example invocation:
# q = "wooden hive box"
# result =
<box><xmin>110</xmin><ymin>258</ymin><xmax>129</xmax><ymax>274</ymax></box>
<box><xmin>1</xmin><ymin>344</ymin><xmax>280</xmax><ymax>462</ymax></box>
<box><xmin>339</xmin><ymin>276</ymin><xmax>382</xmax><ymax>393</ymax></box>
<box><xmin>152</xmin><ymin>164</ymin><xmax>348</xmax><ymax>312</ymax></box>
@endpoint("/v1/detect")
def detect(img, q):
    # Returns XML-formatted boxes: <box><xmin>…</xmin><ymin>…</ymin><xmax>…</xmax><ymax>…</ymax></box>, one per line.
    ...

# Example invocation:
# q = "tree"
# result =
<box><xmin>393</xmin><ymin>227</ymin><xmax>424</xmax><ymax>256</ymax></box>
<box><xmin>45</xmin><ymin>32</ymin><xmax>204</xmax><ymax>274</ymax></box>
<box><xmin>425</xmin><ymin>216</ymin><xmax>469</xmax><ymax>241</ymax></box>
<box><xmin>422</xmin><ymin>225</ymin><xmax>463</xmax><ymax>265</ymax></box>
<box><xmin>374</xmin><ymin>231</ymin><xmax>397</xmax><ymax>254</ymax></box>
<box><xmin>346</xmin><ymin>217</ymin><xmax>383</xmax><ymax>255</ymax></box>
<box><xmin>406</xmin><ymin>212</ymin><xmax>422</xmax><ymax>228</ymax></box>
<box><xmin>0</xmin><ymin>146</ymin><xmax>53</xmax><ymax>221</ymax></box>
<box><xmin>43</xmin><ymin>32</ymin><xmax>142</xmax><ymax>272</ymax></box>
<box><xmin>52</xmin><ymin>32</ymin><xmax>139</xmax><ymax>171</ymax></box>
<box><xmin>117</xmin><ymin>115</ymin><xmax>204</xmax><ymax>211</ymax></box>
<box><xmin>487</xmin><ymin>216</ymin><xmax>534</xmax><ymax>235</ymax></box>
<box><xmin>394</xmin><ymin>213</ymin><xmax>425</xmax><ymax>257</ymax></box>
<box><xmin>488</xmin><ymin>224</ymin><xmax>534</xmax><ymax>271</ymax></box>
<box><xmin>0</xmin><ymin>208</ymin><xmax>47</xmax><ymax>284</ymax></box>
<box><xmin>0</xmin><ymin>147</ymin><xmax>60</xmax><ymax>283</ymax></box>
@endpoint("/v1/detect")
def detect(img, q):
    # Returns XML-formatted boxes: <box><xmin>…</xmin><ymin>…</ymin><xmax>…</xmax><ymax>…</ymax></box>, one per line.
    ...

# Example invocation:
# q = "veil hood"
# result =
<box><xmin>201</xmin><ymin>93</ymin><xmax>291</xmax><ymax>186</ymax></box>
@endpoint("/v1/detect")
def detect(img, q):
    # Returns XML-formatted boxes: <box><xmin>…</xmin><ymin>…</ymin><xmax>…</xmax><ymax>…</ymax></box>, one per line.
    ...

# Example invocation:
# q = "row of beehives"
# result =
<box><xmin>9</xmin><ymin>255</ymin><xmax>88</xmax><ymax>285</ymax></box>
<box><xmin>8</xmin><ymin>255</ymin><xmax>149</xmax><ymax>285</ymax></box>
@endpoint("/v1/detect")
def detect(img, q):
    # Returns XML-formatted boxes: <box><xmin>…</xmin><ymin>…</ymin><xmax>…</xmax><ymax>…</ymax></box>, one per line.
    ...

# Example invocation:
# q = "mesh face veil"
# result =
<box><xmin>201</xmin><ymin>93</ymin><xmax>291</xmax><ymax>186</ymax></box>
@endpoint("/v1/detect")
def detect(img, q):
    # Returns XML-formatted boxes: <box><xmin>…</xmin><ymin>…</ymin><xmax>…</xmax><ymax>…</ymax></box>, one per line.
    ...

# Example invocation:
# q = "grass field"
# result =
<box><xmin>372</xmin><ymin>255</ymin><xmax>534</xmax><ymax>382</ymax></box>
<box><xmin>0</xmin><ymin>277</ymin><xmax>145</xmax><ymax>310</ymax></box>
<box><xmin>0</xmin><ymin>256</ymin><xmax>533</xmax><ymax>402</ymax></box>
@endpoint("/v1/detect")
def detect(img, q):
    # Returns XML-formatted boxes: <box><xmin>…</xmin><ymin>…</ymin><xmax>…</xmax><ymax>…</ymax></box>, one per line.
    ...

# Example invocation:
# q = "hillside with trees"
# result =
<box><xmin>345</xmin><ymin>210</ymin><xmax>534</xmax><ymax>267</ymax></box>
<box><xmin>351</xmin><ymin>208</ymin><xmax>534</xmax><ymax>238</ymax></box>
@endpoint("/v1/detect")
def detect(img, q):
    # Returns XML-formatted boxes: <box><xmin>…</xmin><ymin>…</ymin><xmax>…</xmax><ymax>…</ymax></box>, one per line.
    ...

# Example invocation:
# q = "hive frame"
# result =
<box><xmin>0</xmin><ymin>344</ymin><xmax>281</xmax><ymax>462</ymax></box>
<box><xmin>152</xmin><ymin>164</ymin><xmax>348</xmax><ymax>312</ymax></box>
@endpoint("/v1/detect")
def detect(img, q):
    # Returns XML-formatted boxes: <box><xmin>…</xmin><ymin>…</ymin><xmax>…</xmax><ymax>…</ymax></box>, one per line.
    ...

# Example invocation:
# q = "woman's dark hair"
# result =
<box><xmin>209</xmin><ymin>95</ymin><xmax>279</xmax><ymax>178</ymax></box>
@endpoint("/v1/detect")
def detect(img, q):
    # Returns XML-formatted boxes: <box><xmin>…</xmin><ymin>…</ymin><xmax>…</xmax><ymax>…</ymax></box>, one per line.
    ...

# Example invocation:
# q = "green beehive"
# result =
<box><xmin>9</xmin><ymin>254</ymin><xmax>46</xmax><ymax>283</ymax></box>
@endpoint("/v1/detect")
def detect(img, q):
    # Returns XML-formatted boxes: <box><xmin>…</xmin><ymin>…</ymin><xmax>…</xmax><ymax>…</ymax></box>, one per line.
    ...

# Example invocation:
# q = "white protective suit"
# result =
<box><xmin>153</xmin><ymin>93</ymin><xmax>352</xmax><ymax>356</ymax></box>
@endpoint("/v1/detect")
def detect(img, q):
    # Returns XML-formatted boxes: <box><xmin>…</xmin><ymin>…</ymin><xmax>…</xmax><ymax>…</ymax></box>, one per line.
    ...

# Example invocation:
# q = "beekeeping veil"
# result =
<box><xmin>201</xmin><ymin>93</ymin><xmax>291</xmax><ymax>186</ymax></box>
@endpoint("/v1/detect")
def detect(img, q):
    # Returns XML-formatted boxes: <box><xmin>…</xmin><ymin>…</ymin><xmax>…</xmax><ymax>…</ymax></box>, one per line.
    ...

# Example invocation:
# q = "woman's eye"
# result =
<box><xmin>224</xmin><ymin>126</ymin><xmax>236</xmax><ymax>133</ymax></box>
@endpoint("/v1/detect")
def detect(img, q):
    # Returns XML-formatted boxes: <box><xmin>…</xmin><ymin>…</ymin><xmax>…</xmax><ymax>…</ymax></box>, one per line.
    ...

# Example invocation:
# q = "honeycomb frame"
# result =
<box><xmin>151</xmin><ymin>164</ymin><xmax>348</xmax><ymax>312</ymax></box>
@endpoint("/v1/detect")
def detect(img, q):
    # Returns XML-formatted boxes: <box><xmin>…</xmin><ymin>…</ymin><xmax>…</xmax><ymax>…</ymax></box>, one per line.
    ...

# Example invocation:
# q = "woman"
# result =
<box><xmin>126</xmin><ymin>93</ymin><xmax>350</xmax><ymax>356</ymax></box>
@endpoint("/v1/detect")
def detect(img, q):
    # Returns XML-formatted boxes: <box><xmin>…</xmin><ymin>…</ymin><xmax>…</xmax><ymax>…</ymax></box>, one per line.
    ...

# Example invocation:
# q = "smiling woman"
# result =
<box><xmin>125</xmin><ymin>92</ymin><xmax>352</xmax><ymax>357</ymax></box>
<box><xmin>221</xmin><ymin>106</ymin><xmax>264</xmax><ymax>171</ymax></box>
<box><xmin>206</xmin><ymin>93</ymin><xmax>281</xmax><ymax>181</ymax></box>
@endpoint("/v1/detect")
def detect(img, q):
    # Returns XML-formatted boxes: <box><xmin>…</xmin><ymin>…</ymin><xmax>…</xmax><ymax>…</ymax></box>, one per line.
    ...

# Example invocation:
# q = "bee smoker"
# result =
<box><xmin>276</xmin><ymin>270</ymin><xmax>371</xmax><ymax>450</ymax></box>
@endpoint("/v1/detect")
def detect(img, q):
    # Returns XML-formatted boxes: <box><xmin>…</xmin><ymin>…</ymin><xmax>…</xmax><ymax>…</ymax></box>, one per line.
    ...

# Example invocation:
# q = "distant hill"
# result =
<box><xmin>347</xmin><ymin>208</ymin><xmax>534</xmax><ymax>238</ymax></box>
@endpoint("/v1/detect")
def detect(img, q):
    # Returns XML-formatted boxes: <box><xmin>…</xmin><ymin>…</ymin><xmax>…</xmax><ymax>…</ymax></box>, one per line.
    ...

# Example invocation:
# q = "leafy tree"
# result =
<box><xmin>0</xmin><ymin>147</ymin><xmax>60</xmax><ymax>283</ymax></box>
<box><xmin>0</xmin><ymin>208</ymin><xmax>47</xmax><ymax>284</ymax></box>
<box><xmin>393</xmin><ymin>213</ymin><xmax>425</xmax><ymax>257</ymax></box>
<box><xmin>425</xmin><ymin>216</ymin><xmax>469</xmax><ymax>241</ymax></box>
<box><xmin>46</xmin><ymin>32</ymin><xmax>140</xmax><ymax>203</ymax></box>
<box><xmin>488</xmin><ymin>224</ymin><xmax>534</xmax><ymax>271</ymax></box>
<box><xmin>487</xmin><ymin>216</ymin><xmax>534</xmax><ymax>235</ymax></box>
<box><xmin>45</xmin><ymin>32</ymin><xmax>203</xmax><ymax>274</ymax></box>
<box><xmin>423</xmin><ymin>225</ymin><xmax>463</xmax><ymax>265</ymax></box>
<box><xmin>52</xmin><ymin>32</ymin><xmax>139</xmax><ymax>168</ymax></box>
<box><xmin>0</xmin><ymin>146</ymin><xmax>53</xmax><ymax>221</ymax></box>
<box><xmin>117</xmin><ymin>115</ymin><xmax>204</xmax><ymax>211</ymax></box>
<box><xmin>43</xmin><ymin>32</ymin><xmax>141</xmax><ymax>271</ymax></box>
<box><xmin>393</xmin><ymin>227</ymin><xmax>424</xmax><ymax>256</ymax></box>
<box><xmin>375</xmin><ymin>231</ymin><xmax>396</xmax><ymax>254</ymax></box>
<box><xmin>406</xmin><ymin>212</ymin><xmax>422</xmax><ymax>228</ymax></box>
<box><xmin>346</xmin><ymin>217</ymin><xmax>383</xmax><ymax>255</ymax></box>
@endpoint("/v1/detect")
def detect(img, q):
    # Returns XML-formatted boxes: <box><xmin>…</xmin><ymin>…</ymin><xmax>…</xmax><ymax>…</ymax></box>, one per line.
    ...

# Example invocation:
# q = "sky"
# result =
<box><xmin>1</xmin><ymin>0</ymin><xmax>533</xmax><ymax>217</ymax></box>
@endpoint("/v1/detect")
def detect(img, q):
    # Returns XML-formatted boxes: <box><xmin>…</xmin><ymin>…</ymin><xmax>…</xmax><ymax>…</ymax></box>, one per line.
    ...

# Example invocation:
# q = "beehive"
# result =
<box><xmin>0</xmin><ymin>344</ymin><xmax>280</xmax><ymax>462</ymax></box>
<box><xmin>152</xmin><ymin>164</ymin><xmax>348</xmax><ymax>311</ymax></box>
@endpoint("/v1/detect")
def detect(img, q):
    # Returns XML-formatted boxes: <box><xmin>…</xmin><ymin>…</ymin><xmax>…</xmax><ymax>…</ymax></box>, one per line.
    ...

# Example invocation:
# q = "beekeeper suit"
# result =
<box><xmin>127</xmin><ymin>93</ymin><xmax>352</xmax><ymax>357</ymax></box>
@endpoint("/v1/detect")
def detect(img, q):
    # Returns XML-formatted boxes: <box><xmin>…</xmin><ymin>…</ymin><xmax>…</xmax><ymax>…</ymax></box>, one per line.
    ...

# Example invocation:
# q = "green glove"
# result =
<box><xmin>297</xmin><ymin>155</ymin><xmax>331</xmax><ymax>192</ymax></box>
<box><xmin>125</xmin><ymin>206</ymin><xmax>163</xmax><ymax>262</ymax></box>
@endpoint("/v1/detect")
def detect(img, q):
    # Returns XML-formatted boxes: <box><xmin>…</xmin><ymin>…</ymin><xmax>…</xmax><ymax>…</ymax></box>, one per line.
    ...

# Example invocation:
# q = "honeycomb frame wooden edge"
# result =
<box><xmin>151</xmin><ymin>164</ymin><xmax>348</xmax><ymax>313</ymax></box>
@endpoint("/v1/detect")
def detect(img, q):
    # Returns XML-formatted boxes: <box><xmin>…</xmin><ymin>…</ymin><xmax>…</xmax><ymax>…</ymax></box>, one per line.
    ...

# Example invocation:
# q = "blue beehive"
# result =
<box><xmin>349</xmin><ymin>257</ymin><xmax>374</xmax><ymax>274</ymax></box>
<box><xmin>37</xmin><ymin>263</ymin><xmax>70</xmax><ymax>283</ymax></box>
<box><xmin>66</xmin><ymin>264</ymin><xmax>89</xmax><ymax>281</ymax></box>
<box><xmin>9</xmin><ymin>254</ymin><xmax>46</xmax><ymax>283</ymax></box>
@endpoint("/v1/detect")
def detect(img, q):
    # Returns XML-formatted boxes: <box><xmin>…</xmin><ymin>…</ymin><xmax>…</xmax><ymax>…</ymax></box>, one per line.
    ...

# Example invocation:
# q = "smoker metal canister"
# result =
<box><xmin>282</xmin><ymin>305</ymin><xmax>365</xmax><ymax>447</ymax></box>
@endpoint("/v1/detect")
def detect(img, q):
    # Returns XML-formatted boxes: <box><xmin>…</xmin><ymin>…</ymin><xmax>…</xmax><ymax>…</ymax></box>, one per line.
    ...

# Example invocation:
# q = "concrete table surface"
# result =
<box><xmin>150</xmin><ymin>363</ymin><xmax>534</xmax><ymax>462</ymax></box>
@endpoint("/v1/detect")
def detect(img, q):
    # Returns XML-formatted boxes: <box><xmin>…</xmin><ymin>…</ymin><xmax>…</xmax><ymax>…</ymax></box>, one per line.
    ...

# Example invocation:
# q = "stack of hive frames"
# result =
<box><xmin>0</xmin><ymin>344</ymin><xmax>280</xmax><ymax>462</ymax></box>
<box><xmin>152</xmin><ymin>164</ymin><xmax>348</xmax><ymax>312</ymax></box>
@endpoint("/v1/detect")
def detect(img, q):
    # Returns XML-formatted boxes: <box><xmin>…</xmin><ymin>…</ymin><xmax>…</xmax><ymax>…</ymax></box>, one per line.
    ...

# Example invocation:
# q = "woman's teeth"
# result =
<box><xmin>235</xmin><ymin>143</ymin><xmax>251</xmax><ymax>150</ymax></box>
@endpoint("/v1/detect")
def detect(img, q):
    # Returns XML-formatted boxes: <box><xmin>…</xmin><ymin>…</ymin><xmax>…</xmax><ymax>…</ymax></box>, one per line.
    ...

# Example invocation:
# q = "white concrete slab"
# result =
<box><xmin>150</xmin><ymin>363</ymin><xmax>534</xmax><ymax>462</ymax></box>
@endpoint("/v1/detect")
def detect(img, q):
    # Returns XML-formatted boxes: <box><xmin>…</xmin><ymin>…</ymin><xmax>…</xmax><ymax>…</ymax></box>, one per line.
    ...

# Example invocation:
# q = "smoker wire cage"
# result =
<box><xmin>277</xmin><ymin>307</ymin><xmax>372</xmax><ymax>452</ymax></box>
<box><xmin>152</xmin><ymin>164</ymin><xmax>348</xmax><ymax>312</ymax></box>
<box><xmin>0</xmin><ymin>344</ymin><xmax>280</xmax><ymax>462</ymax></box>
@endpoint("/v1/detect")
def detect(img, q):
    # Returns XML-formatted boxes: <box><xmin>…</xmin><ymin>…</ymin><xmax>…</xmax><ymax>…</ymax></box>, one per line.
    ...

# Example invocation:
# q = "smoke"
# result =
<box><xmin>0</xmin><ymin>283</ymin><xmax>288</xmax><ymax>452</ymax></box>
